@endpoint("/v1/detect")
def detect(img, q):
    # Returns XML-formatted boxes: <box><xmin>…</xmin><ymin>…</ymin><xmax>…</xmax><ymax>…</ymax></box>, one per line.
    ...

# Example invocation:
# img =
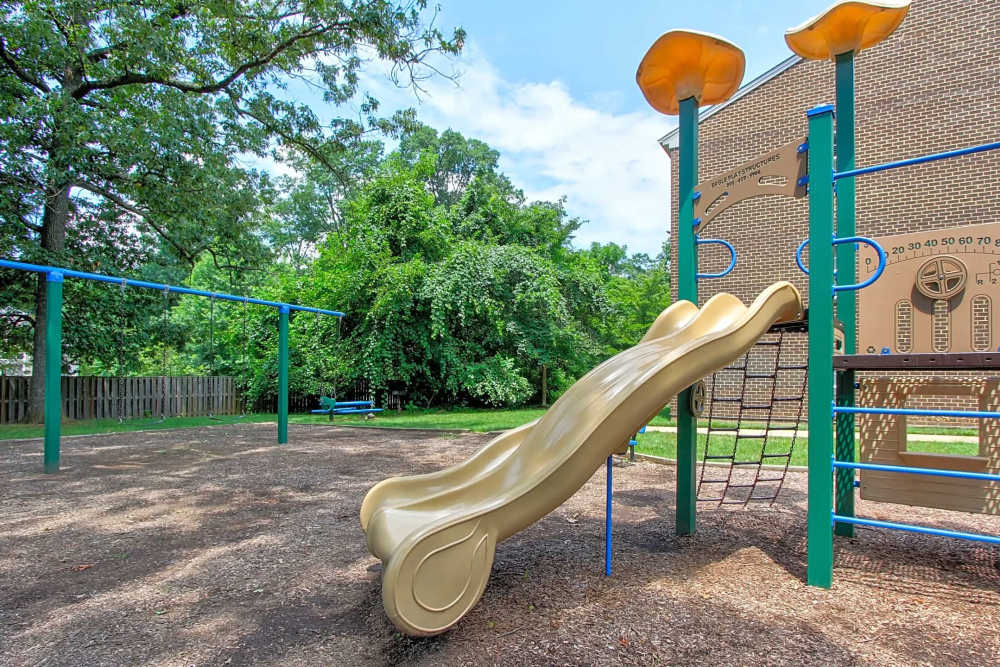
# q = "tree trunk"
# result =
<box><xmin>541</xmin><ymin>363</ymin><xmax>548</xmax><ymax>407</ymax></box>
<box><xmin>28</xmin><ymin>61</ymin><xmax>82</xmax><ymax>422</ymax></box>
<box><xmin>28</xmin><ymin>184</ymin><xmax>70</xmax><ymax>422</ymax></box>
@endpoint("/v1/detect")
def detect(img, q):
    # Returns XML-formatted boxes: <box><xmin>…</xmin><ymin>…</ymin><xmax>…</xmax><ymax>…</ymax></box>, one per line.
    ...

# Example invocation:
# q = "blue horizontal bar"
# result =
<box><xmin>833</xmin><ymin>405</ymin><xmax>1000</xmax><ymax>420</ymax></box>
<box><xmin>832</xmin><ymin>514</ymin><xmax>1000</xmax><ymax>545</ymax></box>
<box><xmin>834</xmin><ymin>140</ymin><xmax>1000</xmax><ymax>180</ymax></box>
<box><xmin>833</xmin><ymin>459</ymin><xmax>1000</xmax><ymax>483</ymax></box>
<box><xmin>0</xmin><ymin>259</ymin><xmax>344</xmax><ymax>317</ymax></box>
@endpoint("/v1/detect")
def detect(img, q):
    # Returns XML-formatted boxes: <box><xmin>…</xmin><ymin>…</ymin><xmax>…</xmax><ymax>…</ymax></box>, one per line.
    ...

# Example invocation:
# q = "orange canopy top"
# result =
<box><xmin>636</xmin><ymin>30</ymin><xmax>745</xmax><ymax>116</ymax></box>
<box><xmin>785</xmin><ymin>0</ymin><xmax>910</xmax><ymax>60</ymax></box>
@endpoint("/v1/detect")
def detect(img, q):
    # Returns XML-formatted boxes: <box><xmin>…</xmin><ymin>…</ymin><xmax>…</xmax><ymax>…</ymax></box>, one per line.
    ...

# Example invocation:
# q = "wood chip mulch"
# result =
<box><xmin>2</xmin><ymin>423</ymin><xmax>998</xmax><ymax>666</ymax></box>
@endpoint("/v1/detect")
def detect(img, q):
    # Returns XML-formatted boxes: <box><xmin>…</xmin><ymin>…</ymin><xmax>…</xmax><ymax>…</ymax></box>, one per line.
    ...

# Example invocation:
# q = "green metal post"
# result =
<box><xmin>676</xmin><ymin>96</ymin><xmax>699</xmax><ymax>535</ymax></box>
<box><xmin>834</xmin><ymin>51</ymin><xmax>857</xmax><ymax>537</ymax></box>
<box><xmin>278</xmin><ymin>305</ymin><xmax>289</xmax><ymax>444</ymax></box>
<box><xmin>43</xmin><ymin>271</ymin><xmax>64</xmax><ymax>474</ymax></box>
<box><xmin>807</xmin><ymin>105</ymin><xmax>835</xmax><ymax>588</ymax></box>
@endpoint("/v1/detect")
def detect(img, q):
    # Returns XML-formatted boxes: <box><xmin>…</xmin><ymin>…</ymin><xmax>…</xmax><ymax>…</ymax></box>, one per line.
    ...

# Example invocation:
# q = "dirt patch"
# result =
<box><xmin>2</xmin><ymin>423</ymin><xmax>999</xmax><ymax>665</ymax></box>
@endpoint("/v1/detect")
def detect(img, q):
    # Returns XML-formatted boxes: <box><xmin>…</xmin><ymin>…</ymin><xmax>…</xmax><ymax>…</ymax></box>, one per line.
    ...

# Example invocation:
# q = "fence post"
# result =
<box><xmin>44</xmin><ymin>271</ymin><xmax>64</xmax><ymax>473</ymax></box>
<box><xmin>278</xmin><ymin>305</ymin><xmax>289</xmax><ymax>444</ymax></box>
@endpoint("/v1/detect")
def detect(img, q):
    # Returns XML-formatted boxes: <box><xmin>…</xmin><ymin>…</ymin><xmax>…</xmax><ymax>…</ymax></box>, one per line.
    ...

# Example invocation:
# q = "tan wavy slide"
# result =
<box><xmin>361</xmin><ymin>282</ymin><xmax>802</xmax><ymax>636</ymax></box>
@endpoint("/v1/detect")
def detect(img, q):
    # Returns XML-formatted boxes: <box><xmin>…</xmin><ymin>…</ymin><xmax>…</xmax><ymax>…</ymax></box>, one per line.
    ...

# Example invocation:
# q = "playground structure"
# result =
<box><xmin>0</xmin><ymin>258</ymin><xmax>344</xmax><ymax>473</ymax></box>
<box><xmin>636</xmin><ymin>0</ymin><xmax>1000</xmax><ymax>590</ymax></box>
<box><xmin>362</xmin><ymin>282</ymin><xmax>803</xmax><ymax>636</ymax></box>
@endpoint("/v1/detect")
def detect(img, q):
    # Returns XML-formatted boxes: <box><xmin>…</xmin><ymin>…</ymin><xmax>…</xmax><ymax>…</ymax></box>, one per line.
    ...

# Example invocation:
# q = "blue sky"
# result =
<box><xmin>284</xmin><ymin>1</ymin><xmax>839</xmax><ymax>255</ymax></box>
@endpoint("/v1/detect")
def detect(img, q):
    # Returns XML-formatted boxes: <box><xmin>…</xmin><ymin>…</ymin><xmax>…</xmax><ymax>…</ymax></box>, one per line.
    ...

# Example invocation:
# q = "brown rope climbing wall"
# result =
<box><xmin>696</xmin><ymin>321</ymin><xmax>808</xmax><ymax>506</ymax></box>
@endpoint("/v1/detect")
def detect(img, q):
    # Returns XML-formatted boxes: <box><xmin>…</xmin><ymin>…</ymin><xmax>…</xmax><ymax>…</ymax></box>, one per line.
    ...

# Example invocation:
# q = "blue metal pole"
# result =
<box><xmin>834</xmin><ymin>406</ymin><xmax>1000</xmax><ymax>420</ymax></box>
<box><xmin>833</xmin><ymin>459</ymin><xmax>1000</xmax><ymax>482</ymax></box>
<box><xmin>0</xmin><ymin>259</ymin><xmax>345</xmax><ymax>318</ymax></box>
<box><xmin>832</xmin><ymin>514</ymin><xmax>1000</xmax><ymax>545</ymax></box>
<box><xmin>605</xmin><ymin>455</ymin><xmax>612</xmax><ymax>576</ymax></box>
<box><xmin>834</xmin><ymin>140</ymin><xmax>1000</xmax><ymax>180</ymax></box>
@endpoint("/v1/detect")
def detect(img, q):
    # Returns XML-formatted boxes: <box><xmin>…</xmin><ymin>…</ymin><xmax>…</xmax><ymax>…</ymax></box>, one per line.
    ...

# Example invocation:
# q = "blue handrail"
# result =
<box><xmin>795</xmin><ymin>236</ymin><xmax>886</xmax><ymax>292</ymax></box>
<box><xmin>0</xmin><ymin>259</ymin><xmax>345</xmax><ymax>317</ymax></box>
<box><xmin>833</xmin><ymin>459</ymin><xmax>1000</xmax><ymax>483</ymax></box>
<box><xmin>834</xmin><ymin>140</ymin><xmax>1000</xmax><ymax>180</ymax></box>
<box><xmin>831</xmin><ymin>514</ymin><xmax>1000</xmax><ymax>545</ymax></box>
<box><xmin>833</xmin><ymin>405</ymin><xmax>1000</xmax><ymax>420</ymax></box>
<box><xmin>695</xmin><ymin>237</ymin><xmax>737</xmax><ymax>279</ymax></box>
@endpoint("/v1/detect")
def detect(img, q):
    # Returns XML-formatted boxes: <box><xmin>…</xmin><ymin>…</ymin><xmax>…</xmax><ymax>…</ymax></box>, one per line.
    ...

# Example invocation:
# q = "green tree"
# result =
<box><xmin>287</xmin><ymin>139</ymin><xmax>611</xmax><ymax>408</ymax></box>
<box><xmin>268</xmin><ymin>138</ymin><xmax>384</xmax><ymax>269</ymax></box>
<box><xmin>397</xmin><ymin>124</ymin><xmax>499</xmax><ymax>206</ymax></box>
<box><xmin>0</xmin><ymin>0</ymin><xmax>463</xmax><ymax>420</ymax></box>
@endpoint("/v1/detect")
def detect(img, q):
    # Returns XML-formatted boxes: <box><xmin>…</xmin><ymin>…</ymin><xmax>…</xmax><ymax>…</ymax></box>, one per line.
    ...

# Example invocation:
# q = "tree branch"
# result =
<box><xmin>14</xmin><ymin>212</ymin><xmax>43</xmax><ymax>233</ymax></box>
<box><xmin>73</xmin><ymin>180</ymin><xmax>196</xmax><ymax>264</ymax></box>
<box><xmin>73</xmin><ymin>21</ymin><xmax>346</xmax><ymax>99</ymax></box>
<box><xmin>0</xmin><ymin>37</ymin><xmax>50</xmax><ymax>93</ymax></box>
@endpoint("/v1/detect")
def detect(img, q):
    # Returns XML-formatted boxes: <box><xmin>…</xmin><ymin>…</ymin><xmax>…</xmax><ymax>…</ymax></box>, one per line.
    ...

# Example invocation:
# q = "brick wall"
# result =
<box><xmin>662</xmin><ymin>0</ymin><xmax>1000</xmax><ymax>424</ymax></box>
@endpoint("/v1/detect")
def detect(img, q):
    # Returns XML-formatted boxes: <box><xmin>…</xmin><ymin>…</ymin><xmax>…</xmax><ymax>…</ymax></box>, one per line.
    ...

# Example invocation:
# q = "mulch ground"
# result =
<box><xmin>2</xmin><ymin>422</ymin><xmax>999</xmax><ymax>666</ymax></box>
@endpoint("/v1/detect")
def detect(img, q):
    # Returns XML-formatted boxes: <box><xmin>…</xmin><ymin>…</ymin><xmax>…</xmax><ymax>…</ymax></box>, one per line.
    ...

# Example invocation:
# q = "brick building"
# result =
<box><xmin>658</xmin><ymin>0</ymin><xmax>1000</xmax><ymax>422</ymax></box>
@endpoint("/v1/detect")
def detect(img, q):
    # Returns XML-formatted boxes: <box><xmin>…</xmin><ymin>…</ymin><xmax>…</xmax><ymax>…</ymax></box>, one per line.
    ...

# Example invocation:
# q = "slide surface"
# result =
<box><xmin>361</xmin><ymin>282</ymin><xmax>802</xmax><ymax>636</ymax></box>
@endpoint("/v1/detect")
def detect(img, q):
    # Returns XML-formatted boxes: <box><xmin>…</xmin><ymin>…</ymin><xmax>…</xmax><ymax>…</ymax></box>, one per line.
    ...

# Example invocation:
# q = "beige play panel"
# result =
<box><xmin>857</xmin><ymin>222</ymin><xmax>1000</xmax><ymax>354</ymax></box>
<box><xmin>858</xmin><ymin>377</ymin><xmax>1000</xmax><ymax>514</ymax></box>
<box><xmin>692</xmin><ymin>138</ymin><xmax>808</xmax><ymax>235</ymax></box>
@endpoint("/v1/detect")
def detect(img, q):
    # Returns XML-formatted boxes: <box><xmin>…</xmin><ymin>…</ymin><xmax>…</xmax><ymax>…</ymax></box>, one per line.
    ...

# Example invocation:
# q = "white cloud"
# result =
<box><xmin>360</xmin><ymin>43</ymin><xmax>675</xmax><ymax>256</ymax></box>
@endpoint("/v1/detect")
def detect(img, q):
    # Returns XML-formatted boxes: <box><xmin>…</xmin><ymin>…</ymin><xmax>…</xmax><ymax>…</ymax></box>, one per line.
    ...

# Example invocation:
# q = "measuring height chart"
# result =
<box><xmin>857</xmin><ymin>222</ymin><xmax>1000</xmax><ymax>355</ymax></box>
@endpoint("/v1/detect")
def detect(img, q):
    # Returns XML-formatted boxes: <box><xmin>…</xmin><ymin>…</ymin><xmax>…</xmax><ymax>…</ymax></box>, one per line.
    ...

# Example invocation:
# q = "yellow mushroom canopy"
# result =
<box><xmin>636</xmin><ymin>30</ymin><xmax>745</xmax><ymax>116</ymax></box>
<box><xmin>785</xmin><ymin>0</ymin><xmax>910</xmax><ymax>60</ymax></box>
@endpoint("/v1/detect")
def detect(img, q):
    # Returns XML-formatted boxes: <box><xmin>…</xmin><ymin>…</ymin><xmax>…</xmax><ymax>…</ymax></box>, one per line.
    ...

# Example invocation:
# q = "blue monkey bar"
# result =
<box><xmin>832</xmin><ymin>459</ymin><xmax>1000</xmax><ymax>547</ymax></box>
<box><xmin>833</xmin><ymin>459</ymin><xmax>1000</xmax><ymax>483</ymax></box>
<box><xmin>831</xmin><ymin>515</ymin><xmax>1000</xmax><ymax>546</ymax></box>
<box><xmin>0</xmin><ymin>258</ymin><xmax>343</xmax><ymax>472</ymax></box>
<box><xmin>0</xmin><ymin>259</ymin><xmax>344</xmax><ymax>317</ymax></box>
<box><xmin>833</xmin><ymin>405</ymin><xmax>1000</xmax><ymax>420</ymax></box>
<box><xmin>833</xmin><ymin>140</ymin><xmax>1000</xmax><ymax>181</ymax></box>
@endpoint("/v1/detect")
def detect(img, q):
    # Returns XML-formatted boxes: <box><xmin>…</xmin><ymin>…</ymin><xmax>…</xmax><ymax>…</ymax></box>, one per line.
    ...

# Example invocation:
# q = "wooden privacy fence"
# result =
<box><xmin>0</xmin><ymin>376</ymin><xmax>240</xmax><ymax>423</ymax></box>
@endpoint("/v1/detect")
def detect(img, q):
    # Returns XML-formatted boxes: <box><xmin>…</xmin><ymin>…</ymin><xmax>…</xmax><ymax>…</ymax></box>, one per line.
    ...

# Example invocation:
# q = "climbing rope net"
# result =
<box><xmin>696</xmin><ymin>319</ymin><xmax>808</xmax><ymax>506</ymax></box>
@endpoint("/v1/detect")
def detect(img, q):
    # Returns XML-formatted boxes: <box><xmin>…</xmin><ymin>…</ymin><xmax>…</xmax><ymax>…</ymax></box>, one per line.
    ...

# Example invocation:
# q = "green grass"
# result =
<box><xmin>0</xmin><ymin>405</ymin><xmax>982</xmax><ymax>462</ymax></box>
<box><xmin>307</xmin><ymin>406</ymin><xmax>549</xmax><ymax>432</ymax></box>
<box><xmin>0</xmin><ymin>407</ymin><xmax>549</xmax><ymax>441</ymax></box>
<box><xmin>632</xmin><ymin>431</ymin><xmax>977</xmax><ymax>467</ymax></box>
